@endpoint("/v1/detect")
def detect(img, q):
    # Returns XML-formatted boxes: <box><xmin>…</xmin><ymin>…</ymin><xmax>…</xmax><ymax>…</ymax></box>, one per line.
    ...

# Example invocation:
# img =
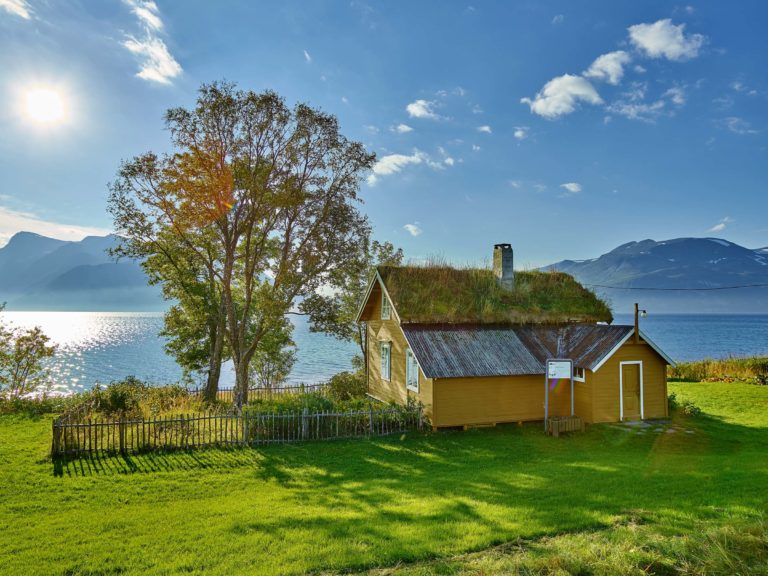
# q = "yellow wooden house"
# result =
<box><xmin>356</xmin><ymin>244</ymin><xmax>674</xmax><ymax>428</ymax></box>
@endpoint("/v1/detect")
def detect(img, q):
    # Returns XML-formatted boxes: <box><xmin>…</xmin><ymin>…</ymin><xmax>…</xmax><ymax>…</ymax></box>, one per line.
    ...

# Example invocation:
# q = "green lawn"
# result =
<box><xmin>1</xmin><ymin>382</ymin><xmax>766</xmax><ymax>575</ymax></box>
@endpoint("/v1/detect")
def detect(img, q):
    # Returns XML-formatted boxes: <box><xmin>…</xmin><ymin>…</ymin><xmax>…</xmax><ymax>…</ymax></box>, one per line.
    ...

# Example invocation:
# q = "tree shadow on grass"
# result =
<box><xmin>49</xmin><ymin>414</ymin><xmax>768</xmax><ymax>572</ymax></box>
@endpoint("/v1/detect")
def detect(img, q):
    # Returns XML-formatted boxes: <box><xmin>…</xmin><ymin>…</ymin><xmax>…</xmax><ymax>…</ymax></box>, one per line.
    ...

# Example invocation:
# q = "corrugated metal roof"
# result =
<box><xmin>401</xmin><ymin>324</ymin><xmax>634</xmax><ymax>379</ymax></box>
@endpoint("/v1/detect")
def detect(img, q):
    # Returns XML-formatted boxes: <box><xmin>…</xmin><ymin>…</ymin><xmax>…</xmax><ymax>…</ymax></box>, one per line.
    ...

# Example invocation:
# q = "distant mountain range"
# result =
<box><xmin>0</xmin><ymin>232</ymin><xmax>163</xmax><ymax>311</ymax></box>
<box><xmin>1</xmin><ymin>232</ymin><xmax>767</xmax><ymax>313</ymax></box>
<box><xmin>543</xmin><ymin>237</ymin><xmax>768</xmax><ymax>314</ymax></box>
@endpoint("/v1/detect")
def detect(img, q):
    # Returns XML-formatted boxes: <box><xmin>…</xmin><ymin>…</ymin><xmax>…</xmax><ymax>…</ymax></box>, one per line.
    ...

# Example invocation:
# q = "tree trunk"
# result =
<box><xmin>202</xmin><ymin>301</ymin><xmax>227</xmax><ymax>403</ymax></box>
<box><xmin>233</xmin><ymin>358</ymin><xmax>250</xmax><ymax>407</ymax></box>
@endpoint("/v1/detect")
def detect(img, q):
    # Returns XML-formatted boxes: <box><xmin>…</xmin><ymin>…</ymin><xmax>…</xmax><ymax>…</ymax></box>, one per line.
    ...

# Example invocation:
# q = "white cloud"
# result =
<box><xmin>123</xmin><ymin>1</ymin><xmax>182</xmax><ymax>84</ymax></box>
<box><xmin>607</xmin><ymin>83</ymin><xmax>686</xmax><ymax>122</ymax></box>
<box><xmin>552</xmin><ymin>14</ymin><xmax>564</xmax><ymax>24</ymax></box>
<box><xmin>663</xmin><ymin>86</ymin><xmax>686</xmax><ymax>105</ymax></box>
<box><xmin>508</xmin><ymin>180</ymin><xmax>522</xmax><ymax>189</ymax></box>
<box><xmin>513</xmin><ymin>126</ymin><xmax>529</xmax><ymax>140</ymax></box>
<box><xmin>124</xmin><ymin>36</ymin><xmax>182</xmax><ymax>84</ymax></box>
<box><xmin>584</xmin><ymin>50</ymin><xmax>632</xmax><ymax>85</ymax></box>
<box><xmin>125</xmin><ymin>0</ymin><xmax>162</xmax><ymax>30</ymax></box>
<box><xmin>708</xmin><ymin>216</ymin><xmax>733</xmax><ymax>233</ymax></box>
<box><xmin>628</xmin><ymin>19</ymin><xmax>705</xmax><ymax>61</ymax></box>
<box><xmin>394</xmin><ymin>123</ymin><xmax>413</xmax><ymax>134</ymax></box>
<box><xmin>472</xmin><ymin>144</ymin><xmax>481</xmax><ymax>151</ymax></box>
<box><xmin>477</xmin><ymin>125</ymin><xmax>492</xmax><ymax>134</ymax></box>
<box><xmin>363</xmin><ymin>124</ymin><xmax>379</xmax><ymax>135</ymax></box>
<box><xmin>303</xmin><ymin>49</ymin><xmax>312</xmax><ymax>63</ymax></box>
<box><xmin>607</xmin><ymin>99</ymin><xmax>666</xmax><ymax>122</ymax></box>
<box><xmin>0</xmin><ymin>206</ymin><xmax>112</xmax><ymax>247</ymax></box>
<box><xmin>444</xmin><ymin>157</ymin><xmax>455</xmax><ymax>166</ymax></box>
<box><xmin>0</xmin><ymin>0</ymin><xmax>30</xmax><ymax>18</ymax></box>
<box><xmin>341</xmin><ymin>96</ymin><xmax>348</xmax><ymax>104</ymax></box>
<box><xmin>406</xmin><ymin>99</ymin><xmax>439</xmax><ymax>119</ymax></box>
<box><xmin>634</xmin><ymin>64</ymin><xmax>647</xmax><ymax>74</ymax></box>
<box><xmin>367</xmin><ymin>150</ymin><xmax>426</xmax><ymax>185</ymax></box>
<box><xmin>560</xmin><ymin>182</ymin><xmax>582</xmax><ymax>194</ymax></box>
<box><xmin>521</xmin><ymin>74</ymin><xmax>603</xmax><ymax>119</ymax></box>
<box><xmin>403</xmin><ymin>223</ymin><xmax>422</xmax><ymax>237</ymax></box>
<box><xmin>724</xmin><ymin>117</ymin><xmax>758</xmax><ymax>135</ymax></box>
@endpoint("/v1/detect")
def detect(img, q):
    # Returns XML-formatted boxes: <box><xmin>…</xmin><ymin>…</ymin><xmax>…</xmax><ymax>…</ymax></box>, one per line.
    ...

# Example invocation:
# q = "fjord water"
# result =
<box><xmin>2</xmin><ymin>311</ymin><xmax>358</xmax><ymax>394</ymax></box>
<box><xmin>2</xmin><ymin>311</ymin><xmax>767</xmax><ymax>394</ymax></box>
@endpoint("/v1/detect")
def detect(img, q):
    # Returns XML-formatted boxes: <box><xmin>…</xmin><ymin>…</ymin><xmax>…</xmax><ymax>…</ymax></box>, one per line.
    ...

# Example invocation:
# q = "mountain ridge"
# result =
<box><xmin>0</xmin><ymin>232</ymin><xmax>163</xmax><ymax>311</ymax></box>
<box><xmin>543</xmin><ymin>237</ymin><xmax>768</xmax><ymax>314</ymax></box>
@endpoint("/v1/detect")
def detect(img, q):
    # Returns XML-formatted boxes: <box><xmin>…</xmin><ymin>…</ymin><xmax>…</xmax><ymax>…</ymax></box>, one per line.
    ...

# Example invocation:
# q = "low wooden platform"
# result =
<box><xmin>546</xmin><ymin>416</ymin><xmax>585</xmax><ymax>437</ymax></box>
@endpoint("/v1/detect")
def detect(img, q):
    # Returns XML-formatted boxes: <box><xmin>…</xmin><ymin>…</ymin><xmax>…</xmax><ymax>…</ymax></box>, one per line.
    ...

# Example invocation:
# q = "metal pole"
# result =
<box><xmin>544</xmin><ymin>366</ymin><xmax>549</xmax><ymax>431</ymax></box>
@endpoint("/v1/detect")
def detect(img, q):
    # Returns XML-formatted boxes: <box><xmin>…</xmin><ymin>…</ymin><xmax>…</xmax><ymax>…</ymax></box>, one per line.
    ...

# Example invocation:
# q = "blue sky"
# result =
<box><xmin>0</xmin><ymin>0</ymin><xmax>766</xmax><ymax>267</ymax></box>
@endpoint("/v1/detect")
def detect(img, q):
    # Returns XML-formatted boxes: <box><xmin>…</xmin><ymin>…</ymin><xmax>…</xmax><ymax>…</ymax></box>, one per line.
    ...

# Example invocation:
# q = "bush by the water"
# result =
<box><xmin>66</xmin><ymin>377</ymin><xmax>212</xmax><ymax>420</ymax></box>
<box><xmin>0</xmin><ymin>394</ymin><xmax>76</xmax><ymax>416</ymax></box>
<box><xmin>326</xmin><ymin>370</ymin><xmax>367</xmax><ymax>401</ymax></box>
<box><xmin>669</xmin><ymin>356</ymin><xmax>768</xmax><ymax>385</ymax></box>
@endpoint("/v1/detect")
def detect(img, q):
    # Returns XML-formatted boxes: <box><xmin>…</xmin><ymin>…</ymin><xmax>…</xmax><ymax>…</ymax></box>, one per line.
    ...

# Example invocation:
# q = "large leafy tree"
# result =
<box><xmin>109</xmin><ymin>82</ymin><xmax>374</xmax><ymax>405</ymax></box>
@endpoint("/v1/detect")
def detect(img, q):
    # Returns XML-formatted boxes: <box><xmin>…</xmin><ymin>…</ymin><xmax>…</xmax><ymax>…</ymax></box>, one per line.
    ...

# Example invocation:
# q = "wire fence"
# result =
<box><xmin>51</xmin><ymin>405</ymin><xmax>423</xmax><ymax>459</ymax></box>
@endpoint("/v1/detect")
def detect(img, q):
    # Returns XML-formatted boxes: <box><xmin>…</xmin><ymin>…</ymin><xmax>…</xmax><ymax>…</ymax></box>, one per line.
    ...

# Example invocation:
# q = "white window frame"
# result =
<box><xmin>619</xmin><ymin>360</ymin><xmax>644</xmax><ymax>421</ymax></box>
<box><xmin>380</xmin><ymin>295</ymin><xmax>391</xmax><ymax>320</ymax></box>
<box><xmin>405</xmin><ymin>348</ymin><xmax>419</xmax><ymax>392</ymax></box>
<box><xmin>573</xmin><ymin>367</ymin><xmax>585</xmax><ymax>382</ymax></box>
<box><xmin>380</xmin><ymin>341</ymin><xmax>391</xmax><ymax>381</ymax></box>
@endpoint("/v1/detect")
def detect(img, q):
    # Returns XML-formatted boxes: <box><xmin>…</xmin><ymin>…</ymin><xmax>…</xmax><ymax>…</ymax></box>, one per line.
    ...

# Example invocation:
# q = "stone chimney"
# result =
<box><xmin>493</xmin><ymin>243</ymin><xmax>514</xmax><ymax>290</ymax></box>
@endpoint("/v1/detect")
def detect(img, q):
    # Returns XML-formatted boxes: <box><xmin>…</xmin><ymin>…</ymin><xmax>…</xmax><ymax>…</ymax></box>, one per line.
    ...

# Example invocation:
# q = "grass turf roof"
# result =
<box><xmin>377</xmin><ymin>265</ymin><xmax>613</xmax><ymax>324</ymax></box>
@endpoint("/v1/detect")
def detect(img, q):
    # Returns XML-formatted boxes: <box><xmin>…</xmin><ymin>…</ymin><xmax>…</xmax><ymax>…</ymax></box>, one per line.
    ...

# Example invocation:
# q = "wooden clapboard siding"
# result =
<box><xmin>590</xmin><ymin>338</ymin><xmax>668</xmax><ymax>423</ymax></box>
<box><xmin>431</xmin><ymin>374</ymin><xmax>573</xmax><ymax>428</ymax></box>
<box><xmin>363</xmin><ymin>283</ymin><xmax>434</xmax><ymax>418</ymax></box>
<box><xmin>573</xmin><ymin>374</ymin><xmax>594</xmax><ymax>423</ymax></box>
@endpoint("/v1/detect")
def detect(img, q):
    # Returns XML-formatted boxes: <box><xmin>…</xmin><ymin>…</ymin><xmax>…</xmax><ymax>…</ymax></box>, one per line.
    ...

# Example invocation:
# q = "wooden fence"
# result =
<box><xmin>51</xmin><ymin>406</ymin><xmax>423</xmax><ymax>458</ymax></box>
<box><xmin>190</xmin><ymin>383</ymin><xmax>329</xmax><ymax>403</ymax></box>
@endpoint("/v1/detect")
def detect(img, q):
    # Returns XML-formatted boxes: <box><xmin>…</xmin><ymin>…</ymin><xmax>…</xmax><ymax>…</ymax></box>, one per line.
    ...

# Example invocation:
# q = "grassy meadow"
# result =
<box><xmin>1</xmin><ymin>381</ymin><xmax>766</xmax><ymax>575</ymax></box>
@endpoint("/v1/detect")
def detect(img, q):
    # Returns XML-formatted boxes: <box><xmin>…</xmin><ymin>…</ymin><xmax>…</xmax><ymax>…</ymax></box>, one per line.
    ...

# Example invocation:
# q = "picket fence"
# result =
<box><xmin>189</xmin><ymin>383</ymin><xmax>328</xmax><ymax>403</ymax></box>
<box><xmin>51</xmin><ymin>405</ymin><xmax>423</xmax><ymax>458</ymax></box>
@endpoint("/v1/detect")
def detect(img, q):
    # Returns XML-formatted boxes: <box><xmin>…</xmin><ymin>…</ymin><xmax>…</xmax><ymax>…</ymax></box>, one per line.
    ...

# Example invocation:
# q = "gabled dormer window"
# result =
<box><xmin>381</xmin><ymin>294</ymin><xmax>391</xmax><ymax>320</ymax></box>
<box><xmin>573</xmin><ymin>367</ymin><xmax>585</xmax><ymax>382</ymax></box>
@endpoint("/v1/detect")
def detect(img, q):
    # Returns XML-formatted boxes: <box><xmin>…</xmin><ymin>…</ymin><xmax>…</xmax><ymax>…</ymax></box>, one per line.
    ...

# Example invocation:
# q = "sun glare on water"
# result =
<box><xmin>23</xmin><ymin>88</ymin><xmax>66</xmax><ymax>124</ymax></box>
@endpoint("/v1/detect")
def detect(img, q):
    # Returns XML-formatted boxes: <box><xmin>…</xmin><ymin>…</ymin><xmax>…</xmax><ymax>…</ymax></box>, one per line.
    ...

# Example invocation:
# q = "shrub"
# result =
<box><xmin>0</xmin><ymin>394</ymin><xmax>76</xmax><ymax>416</ymax></box>
<box><xmin>64</xmin><ymin>378</ymin><xmax>203</xmax><ymax>420</ymax></box>
<box><xmin>327</xmin><ymin>371</ymin><xmax>367</xmax><ymax>401</ymax></box>
<box><xmin>668</xmin><ymin>392</ymin><xmax>702</xmax><ymax>417</ymax></box>
<box><xmin>748</xmin><ymin>358</ymin><xmax>768</xmax><ymax>385</ymax></box>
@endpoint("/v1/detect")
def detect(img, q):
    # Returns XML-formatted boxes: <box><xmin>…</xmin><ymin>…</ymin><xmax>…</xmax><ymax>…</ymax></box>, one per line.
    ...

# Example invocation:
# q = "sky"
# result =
<box><xmin>0</xmin><ymin>0</ymin><xmax>766</xmax><ymax>267</ymax></box>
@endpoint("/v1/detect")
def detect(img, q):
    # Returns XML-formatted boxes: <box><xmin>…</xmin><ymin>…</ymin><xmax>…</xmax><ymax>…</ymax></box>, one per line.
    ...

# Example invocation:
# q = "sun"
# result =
<box><xmin>24</xmin><ymin>88</ymin><xmax>66</xmax><ymax>124</ymax></box>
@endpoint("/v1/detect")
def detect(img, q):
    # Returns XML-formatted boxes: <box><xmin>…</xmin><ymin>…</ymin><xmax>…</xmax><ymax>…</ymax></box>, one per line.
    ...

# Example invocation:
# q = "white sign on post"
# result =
<box><xmin>544</xmin><ymin>359</ymin><xmax>574</xmax><ymax>429</ymax></box>
<box><xmin>547</xmin><ymin>361</ymin><xmax>572</xmax><ymax>381</ymax></box>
